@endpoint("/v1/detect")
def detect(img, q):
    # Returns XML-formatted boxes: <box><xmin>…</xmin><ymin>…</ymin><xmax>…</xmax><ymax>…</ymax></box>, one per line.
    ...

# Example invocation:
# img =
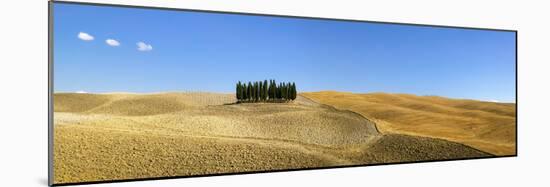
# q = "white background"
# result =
<box><xmin>0</xmin><ymin>0</ymin><xmax>548</xmax><ymax>186</ymax></box>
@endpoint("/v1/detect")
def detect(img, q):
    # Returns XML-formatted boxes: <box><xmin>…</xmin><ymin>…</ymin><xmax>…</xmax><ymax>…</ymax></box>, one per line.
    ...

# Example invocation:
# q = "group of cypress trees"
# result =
<box><xmin>236</xmin><ymin>80</ymin><xmax>297</xmax><ymax>102</ymax></box>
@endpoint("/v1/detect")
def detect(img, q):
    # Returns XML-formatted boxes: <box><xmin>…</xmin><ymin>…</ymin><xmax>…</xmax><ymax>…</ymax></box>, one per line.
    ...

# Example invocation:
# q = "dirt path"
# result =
<box><xmin>294</xmin><ymin>95</ymin><xmax>325</xmax><ymax>107</ymax></box>
<box><xmin>196</xmin><ymin>134</ymin><xmax>357</xmax><ymax>165</ymax></box>
<box><xmin>61</xmin><ymin>116</ymin><xmax>359</xmax><ymax>165</ymax></box>
<box><xmin>298</xmin><ymin>95</ymin><xmax>381</xmax><ymax>134</ymax></box>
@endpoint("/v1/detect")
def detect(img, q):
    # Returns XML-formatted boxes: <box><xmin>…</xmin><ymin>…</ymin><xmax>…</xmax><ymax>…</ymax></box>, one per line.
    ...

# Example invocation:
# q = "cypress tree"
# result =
<box><xmin>288</xmin><ymin>82</ymin><xmax>292</xmax><ymax>100</ymax></box>
<box><xmin>281</xmin><ymin>82</ymin><xmax>286</xmax><ymax>100</ymax></box>
<box><xmin>254</xmin><ymin>82</ymin><xmax>258</xmax><ymax>101</ymax></box>
<box><xmin>291</xmin><ymin>82</ymin><xmax>297</xmax><ymax>100</ymax></box>
<box><xmin>261</xmin><ymin>81</ymin><xmax>266</xmax><ymax>101</ymax></box>
<box><xmin>262</xmin><ymin>80</ymin><xmax>266</xmax><ymax>101</ymax></box>
<box><xmin>236</xmin><ymin>82</ymin><xmax>239</xmax><ymax>101</ymax></box>
<box><xmin>257</xmin><ymin>81</ymin><xmax>261</xmax><ymax>101</ymax></box>
<box><xmin>247</xmin><ymin>82</ymin><xmax>252</xmax><ymax>101</ymax></box>
<box><xmin>240</xmin><ymin>81</ymin><xmax>245</xmax><ymax>101</ymax></box>
<box><xmin>240</xmin><ymin>82</ymin><xmax>244</xmax><ymax>101</ymax></box>
<box><xmin>268</xmin><ymin>80</ymin><xmax>272</xmax><ymax>100</ymax></box>
<box><xmin>274</xmin><ymin>80</ymin><xmax>277</xmax><ymax>99</ymax></box>
<box><xmin>250</xmin><ymin>82</ymin><xmax>256</xmax><ymax>101</ymax></box>
<box><xmin>275</xmin><ymin>82</ymin><xmax>279</xmax><ymax>100</ymax></box>
<box><xmin>288</xmin><ymin>82</ymin><xmax>294</xmax><ymax>100</ymax></box>
<box><xmin>284</xmin><ymin>82</ymin><xmax>290</xmax><ymax>100</ymax></box>
<box><xmin>253</xmin><ymin>81</ymin><xmax>257</xmax><ymax>101</ymax></box>
<box><xmin>262</xmin><ymin>80</ymin><xmax>267</xmax><ymax>101</ymax></box>
<box><xmin>243</xmin><ymin>82</ymin><xmax>247</xmax><ymax>101</ymax></box>
<box><xmin>248</xmin><ymin>82</ymin><xmax>252</xmax><ymax>101</ymax></box>
<box><xmin>285</xmin><ymin>82</ymin><xmax>290</xmax><ymax>100</ymax></box>
<box><xmin>253</xmin><ymin>81</ymin><xmax>256</xmax><ymax>101</ymax></box>
<box><xmin>236</xmin><ymin>81</ymin><xmax>241</xmax><ymax>101</ymax></box>
<box><xmin>270</xmin><ymin>80</ymin><xmax>275</xmax><ymax>100</ymax></box>
<box><xmin>278</xmin><ymin>83</ymin><xmax>283</xmax><ymax>100</ymax></box>
<box><xmin>274</xmin><ymin>80</ymin><xmax>278</xmax><ymax>100</ymax></box>
<box><xmin>281</xmin><ymin>82</ymin><xmax>285</xmax><ymax>100</ymax></box>
<box><xmin>243</xmin><ymin>82</ymin><xmax>245</xmax><ymax>101</ymax></box>
<box><xmin>256</xmin><ymin>81</ymin><xmax>261</xmax><ymax>101</ymax></box>
<box><xmin>258</xmin><ymin>81</ymin><xmax>261</xmax><ymax>101</ymax></box>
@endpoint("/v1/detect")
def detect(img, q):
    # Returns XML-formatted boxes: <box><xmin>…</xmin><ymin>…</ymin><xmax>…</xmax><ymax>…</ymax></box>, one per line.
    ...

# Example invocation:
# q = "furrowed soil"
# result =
<box><xmin>53</xmin><ymin>92</ymin><xmax>491</xmax><ymax>184</ymax></box>
<box><xmin>301</xmin><ymin>91</ymin><xmax>516</xmax><ymax>156</ymax></box>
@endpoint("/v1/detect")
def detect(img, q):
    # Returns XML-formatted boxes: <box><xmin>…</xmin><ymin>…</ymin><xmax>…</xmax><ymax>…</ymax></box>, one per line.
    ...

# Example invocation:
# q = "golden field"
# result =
<box><xmin>53</xmin><ymin>92</ymin><xmax>492</xmax><ymax>184</ymax></box>
<box><xmin>302</xmin><ymin>91</ymin><xmax>516</xmax><ymax>156</ymax></box>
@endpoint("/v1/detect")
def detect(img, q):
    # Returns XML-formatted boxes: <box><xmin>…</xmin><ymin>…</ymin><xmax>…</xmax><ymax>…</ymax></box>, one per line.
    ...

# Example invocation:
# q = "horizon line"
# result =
<box><xmin>53</xmin><ymin>90</ymin><xmax>516</xmax><ymax>104</ymax></box>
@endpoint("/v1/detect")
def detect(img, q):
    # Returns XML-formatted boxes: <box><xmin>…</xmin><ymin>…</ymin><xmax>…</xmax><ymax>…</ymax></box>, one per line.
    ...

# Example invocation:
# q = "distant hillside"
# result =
<box><xmin>54</xmin><ymin>92</ymin><xmax>237</xmax><ymax>115</ymax></box>
<box><xmin>301</xmin><ymin>91</ymin><xmax>516</xmax><ymax>156</ymax></box>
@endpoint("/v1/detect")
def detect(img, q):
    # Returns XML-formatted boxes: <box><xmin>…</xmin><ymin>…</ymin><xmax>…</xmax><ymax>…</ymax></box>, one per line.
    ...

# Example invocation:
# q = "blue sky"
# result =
<box><xmin>53</xmin><ymin>3</ymin><xmax>516</xmax><ymax>102</ymax></box>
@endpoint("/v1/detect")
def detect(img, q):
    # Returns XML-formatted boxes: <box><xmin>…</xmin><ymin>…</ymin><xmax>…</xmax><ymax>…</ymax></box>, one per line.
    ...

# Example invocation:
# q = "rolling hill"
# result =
<box><xmin>301</xmin><ymin>91</ymin><xmax>516</xmax><ymax>156</ymax></box>
<box><xmin>53</xmin><ymin>92</ymin><xmax>492</xmax><ymax>184</ymax></box>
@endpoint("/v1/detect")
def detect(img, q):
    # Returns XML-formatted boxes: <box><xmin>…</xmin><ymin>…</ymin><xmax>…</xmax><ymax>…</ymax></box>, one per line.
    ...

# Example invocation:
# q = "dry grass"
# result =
<box><xmin>301</xmin><ymin>91</ymin><xmax>516</xmax><ymax>156</ymax></box>
<box><xmin>53</xmin><ymin>92</ymin><xmax>491</xmax><ymax>184</ymax></box>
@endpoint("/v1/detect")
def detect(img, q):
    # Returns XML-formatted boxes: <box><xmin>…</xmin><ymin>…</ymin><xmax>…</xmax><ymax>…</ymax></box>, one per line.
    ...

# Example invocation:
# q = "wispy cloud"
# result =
<box><xmin>77</xmin><ymin>32</ymin><xmax>94</xmax><ymax>41</ymax></box>
<box><xmin>137</xmin><ymin>42</ymin><xmax>153</xmax><ymax>51</ymax></box>
<box><xmin>105</xmin><ymin>39</ymin><xmax>120</xmax><ymax>46</ymax></box>
<box><xmin>75</xmin><ymin>90</ymin><xmax>88</xmax><ymax>94</ymax></box>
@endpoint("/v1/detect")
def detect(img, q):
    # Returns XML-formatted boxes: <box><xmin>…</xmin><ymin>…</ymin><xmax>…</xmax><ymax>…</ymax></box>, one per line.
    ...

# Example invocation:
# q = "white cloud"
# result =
<box><xmin>105</xmin><ymin>39</ymin><xmax>120</xmax><ymax>46</ymax></box>
<box><xmin>489</xmin><ymin>99</ymin><xmax>500</xmax><ymax>103</ymax></box>
<box><xmin>75</xmin><ymin>90</ymin><xmax>88</xmax><ymax>94</ymax></box>
<box><xmin>77</xmin><ymin>32</ymin><xmax>94</xmax><ymax>41</ymax></box>
<box><xmin>136</xmin><ymin>42</ymin><xmax>153</xmax><ymax>51</ymax></box>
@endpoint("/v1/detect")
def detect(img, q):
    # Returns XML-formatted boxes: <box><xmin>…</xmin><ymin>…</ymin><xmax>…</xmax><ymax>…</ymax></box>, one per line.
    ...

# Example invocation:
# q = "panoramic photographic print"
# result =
<box><xmin>50</xmin><ymin>2</ymin><xmax>517</xmax><ymax>185</ymax></box>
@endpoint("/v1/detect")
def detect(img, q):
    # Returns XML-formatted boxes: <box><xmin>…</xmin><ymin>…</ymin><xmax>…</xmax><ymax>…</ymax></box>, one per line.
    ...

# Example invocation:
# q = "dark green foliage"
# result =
<box><xmin>262</xmin><ymin>80</ymin><xmax>268</xmax><ymax>101</ymax></box>
<box><xmin>236</xmin><ymin>82</ymin><xmax>239</xmax><ymax>100</ymax></box>
<box><xmin>259</xmin><ymin>81</ymin><xmax>263</xmax><ymax>101</ymax></box>
<box><xmin>250</xmin><ymin>82</ymin><xmax>254</xmax><ymax>101</ymax></box>
<box><xmin>282</xmin><ymin>83</ymin><xmax>287</xmax><ymax>100</ymax></box>
<box><xmin>273</xmin><ymin>80</ymin><xmax>277</xmax><ymax>100</ymax></box>
<box><xmin>246</xmin><ymin>82</ymin><xmax>252</xmax><ymax>100</ymax></box>
<box><xmin>267</xmin><ymin>80</ymin><xmax>273</xmax><ymax>100</ymax></box>
<box><xmin>255</xmin><ymin>82</ymin><xmax>260</xmax><ymax>101</ymax></box>
<box><xmin>242</xmin><ymin>82</ymin><xmax>247</xmax><ymax>100</ymax></box>
<box><xmin>288</xmin><ymin>82</ymin><xmax>292</xmax><ymax>99</ymax></box>
<box><xmin>251</xmin><ymin>82</ymin><xmax>256</xmax><ymax>101</ymax></box>
<box><xmin>236</xmin><ymin>80</ymin><xmax>297</xmax><ymax>102</ymax></box>
<box><xmin>290</xmin><ymin>82</ymin><xmax>297</xmax><ymax>100</ymax></box>
<box><xmin>277</xmin><ymin>83</ymin><xmax>281</xmax><ymax>100</ymax></box>
<box><xmin>280</xmin><ymin>83</ymin><xmax>284</xmax><ymax>100</ymax></box>
<box><xmin>236</xmin><ymin>81</ymin><xmax>242</xmax><ymax>100</ymax></box>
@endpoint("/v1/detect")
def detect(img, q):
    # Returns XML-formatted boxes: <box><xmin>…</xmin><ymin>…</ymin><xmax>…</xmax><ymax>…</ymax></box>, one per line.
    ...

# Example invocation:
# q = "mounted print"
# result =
<box><xmin>49</xmin><ymin>1</ymin><xmax>517</xmax><ymax>185</ymax></box>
